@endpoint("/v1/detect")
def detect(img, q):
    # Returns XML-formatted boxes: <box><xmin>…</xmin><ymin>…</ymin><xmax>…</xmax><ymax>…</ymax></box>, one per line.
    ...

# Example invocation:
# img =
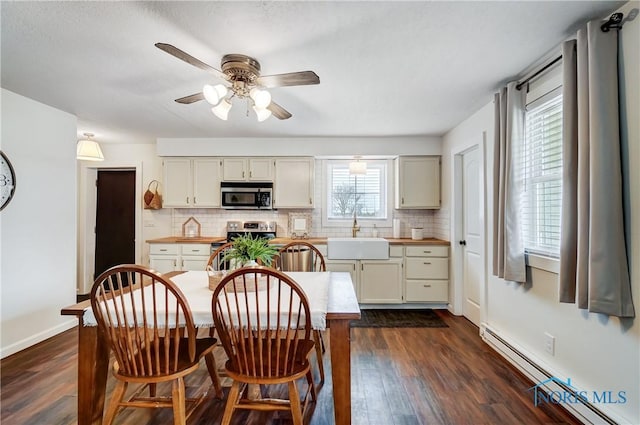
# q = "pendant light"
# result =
<box><xmin>349</xmin><ymin>156</ymin><xmax>367</xmax><ymax>175</ymax></box>
<box><xmin>76</xmin><ymin>133</ymin><xmax>104</xmax><ymax>161</ymax></box>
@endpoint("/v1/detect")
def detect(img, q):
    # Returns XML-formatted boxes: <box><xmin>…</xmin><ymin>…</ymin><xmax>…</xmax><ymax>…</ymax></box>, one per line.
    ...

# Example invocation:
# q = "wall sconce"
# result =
<box><xmin>76</xmin><ymin>133</ymin><xmax>104</xmax><ymax>161</ymax></box>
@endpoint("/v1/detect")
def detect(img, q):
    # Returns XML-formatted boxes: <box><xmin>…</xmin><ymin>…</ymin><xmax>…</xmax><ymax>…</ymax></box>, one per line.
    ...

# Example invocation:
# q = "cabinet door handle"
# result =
<box><xmin>402</xmin><ymin>197</ymin><xmax>404</xmax><ymax>204</ymax></box>
<box><xmin>309</xmin><ymin>197</ymin><xmax>312</xmax><ymax>205</ymax></box>
<box><xmin>423</xmin><ymin>262</ymin><xmax>432</xmax><ymax>265</ymax></box>
<box><xmin>459</xmin><ymin>240</ymin><xmax>467</xmax><ymax>246</ymax></box>
<box><xmin>249</xmin><ymin>171</ymin><xmax>252</xmax><ymax>178</ymax></box>
<box><xmin>186</xmin><ymin>196</ymin><xmax>189</xmax><ymax>204</ymax></box>
<box><xmin>159</xmin><ymin>249</ymin><xmax>168</xmax><ymax>252</ymax></box>
<box><xmin>173</xmin><ymin>260</ymin><xmax>177</xmax><ymax>267</ymax></box>
<box><xmin>193</xmin><ymin>197</ymin><xmax>197</xmax><ymax>204</ymax></box>
<box><xmin>242</xmin><ymin>171</ymin><xmax>245</xmax><ymax>178</ymax></box>
<box><xmin>423</xmin><ymin>284</ymin><xmax>432</xmax><ymax>288</ymax></box>
<box><xmin>423</xmin><ymin>250</ymin><xmax>432</xmax><ymax>254</ymax></box>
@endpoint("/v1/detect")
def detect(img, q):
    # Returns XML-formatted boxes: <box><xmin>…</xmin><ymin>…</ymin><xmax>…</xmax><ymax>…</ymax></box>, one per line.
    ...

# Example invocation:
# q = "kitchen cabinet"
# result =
<box><xmin>163</xmin><ymin>158</ymin><xmax>222</xmax><ymax>207</ymax></box>
<box><xmin>223</xmin><ymin>157</ymin><xmax>273</xmax><ymax>181</ymax></box>
<box><xmin>359</xmin><ymin>258</ymin><xmax>403</xmax><ymax>304</ymax></box>
<box><xmin>404</xmin><ymin>245</ymin><xmax>449</xmax><ymax>302</ymax></box>
<box><xmin>149</xmin><ymin>243</ymin><xmax>211</xmax><ymax>273</ymax></box>
<box><xmin>318</xmin><ymin>244</ymin><xmax>403</xmax><ymax>303</ymax></box>
<box><xmin>273</xmin><ymin>157</ymin><xmax>315</xmax><ymax>208</ymax></box>
<box><xmin>395</xmin><ymin>156</ymin><xmax>441</xmax><ymax>209</ymax></box>
<box><xmin>325</xmin><ymin>260</ymin><xmax>358</xmax><ymax>298</ymax></box>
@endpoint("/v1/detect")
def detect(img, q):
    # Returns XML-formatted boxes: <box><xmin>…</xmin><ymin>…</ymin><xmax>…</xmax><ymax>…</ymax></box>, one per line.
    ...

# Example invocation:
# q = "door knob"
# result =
<box><xmin>459</xmin><ymin>240</ymin><xmax>467</xmax><ymax>246</ymax></box>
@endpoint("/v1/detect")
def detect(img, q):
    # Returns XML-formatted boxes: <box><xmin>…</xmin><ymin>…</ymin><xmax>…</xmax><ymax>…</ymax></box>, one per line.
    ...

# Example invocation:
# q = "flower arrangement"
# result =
<box><xmin>222</xmin><ymin>233</ymin><xmax>278</xmax><ymax>268</ymax></box>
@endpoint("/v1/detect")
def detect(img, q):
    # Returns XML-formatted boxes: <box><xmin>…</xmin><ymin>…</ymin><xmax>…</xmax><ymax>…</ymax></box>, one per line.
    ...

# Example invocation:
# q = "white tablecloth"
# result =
<box><xmin>84</xmin><ymin>270</ymin><xmax>330</xmax><ymax>330</ymax></box>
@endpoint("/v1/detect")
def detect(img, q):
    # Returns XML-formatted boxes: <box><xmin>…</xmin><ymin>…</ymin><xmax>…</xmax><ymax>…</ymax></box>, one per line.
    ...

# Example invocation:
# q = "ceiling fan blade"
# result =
<box><xmin>257</xmin><ymin>71</ymin><xmax>320</xmax><ymax>88</ymax></box>
<box><xmin>175</xmin><ymin>92</ymin><xmax>204</xmax><ymax>104</ymax></box>
<box><xmin>155</xmin><ymin>43</ymin><xmax>228</xmax><ymax>80</ymax></box>
<box><xmin>267</xmin><ymin>101</ymin><xmax>292</xmax><ymax>120</ymax></box>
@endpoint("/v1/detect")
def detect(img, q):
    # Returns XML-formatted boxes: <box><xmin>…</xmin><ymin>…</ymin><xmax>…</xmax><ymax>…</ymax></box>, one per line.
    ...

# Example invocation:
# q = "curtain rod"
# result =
<box><xmin>516</xmin><ymin>12</ymin><xmax>626</xmax><ymax>91</ymax></box>
<box><xmin>515</xmin><ymin>55</ymin><xmax>562</xmax><ymax>91</ymax></box>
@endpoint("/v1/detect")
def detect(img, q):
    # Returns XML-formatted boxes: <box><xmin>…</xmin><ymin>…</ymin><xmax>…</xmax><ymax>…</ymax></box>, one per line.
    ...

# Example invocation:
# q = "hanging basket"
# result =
<box><xmin>143</xmin><ymin>180</ymin><xmax>162</xmax><ymax>210</ymax></box>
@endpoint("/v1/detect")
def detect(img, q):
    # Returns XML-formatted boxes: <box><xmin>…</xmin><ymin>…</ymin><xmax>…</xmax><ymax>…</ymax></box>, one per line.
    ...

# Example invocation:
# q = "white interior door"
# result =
<box><xmin>461</xmin><ymin>146</ymin><xmax>483</xmax><ymax>326</ymax></box>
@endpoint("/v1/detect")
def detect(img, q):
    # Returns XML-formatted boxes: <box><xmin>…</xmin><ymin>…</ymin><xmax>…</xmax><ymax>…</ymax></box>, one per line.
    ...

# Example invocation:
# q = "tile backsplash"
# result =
<box><xmin>170</xmin><ymin>207</ymin><xmax>448</xmax><ymax>240</ymax></box>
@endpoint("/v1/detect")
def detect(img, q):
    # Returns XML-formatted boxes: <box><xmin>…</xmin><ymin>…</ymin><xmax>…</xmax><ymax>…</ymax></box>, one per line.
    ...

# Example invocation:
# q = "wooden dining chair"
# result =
<box><xmin>206</xmin><ymin>241</ymin><xmax>235</xmax><ymax>270</ymax></box>
<box><xmin>275</xmin><ymin>241</ymin><xmax>326</xmax><ymax>385</ymax></box>
<box><xmin>90</xmin><ymin>264</ymin><xmax>223</xmax><ymax>425</ymax></box>
<box><xmin>211</xmin><ymin>266</ymin><xmax>316</xmax><ymax>425</ymax></box>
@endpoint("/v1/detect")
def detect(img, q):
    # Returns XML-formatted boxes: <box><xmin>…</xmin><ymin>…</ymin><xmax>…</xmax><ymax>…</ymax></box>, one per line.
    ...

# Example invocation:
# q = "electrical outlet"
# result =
<box><xmin>544</xmin><ymin>332</ymin><xmax>555</xmax><ymax>355</ymax></box>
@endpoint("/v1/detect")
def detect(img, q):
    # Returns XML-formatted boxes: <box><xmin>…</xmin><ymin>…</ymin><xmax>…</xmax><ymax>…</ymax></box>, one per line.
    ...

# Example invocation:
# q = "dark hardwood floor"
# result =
<box><xmin>0</xmin><ymin>310</ymin><xmax>580</xmax><ymax>425</ymax></box>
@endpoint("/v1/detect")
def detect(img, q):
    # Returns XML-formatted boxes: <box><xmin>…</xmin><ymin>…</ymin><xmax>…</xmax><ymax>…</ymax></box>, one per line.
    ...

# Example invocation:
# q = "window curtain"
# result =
<box><xmin>559</xmin><ymin>21</ymin><xmax>635</xmax><ymax>317</ymax></box>
<box><xmin>492</xmin><ymin>82</ymin><xmax>526</xmax><ymax>283</ymax></box>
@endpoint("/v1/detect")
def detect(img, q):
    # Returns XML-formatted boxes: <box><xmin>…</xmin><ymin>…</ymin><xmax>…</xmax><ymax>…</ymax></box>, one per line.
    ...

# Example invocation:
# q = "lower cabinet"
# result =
<box><xmin>317</xmin><ymin>242</ymin><xmax>450</xmax><ymax>305</ymax></box>
<box><xmin>149</xmin><ymin>243</ymin><xmax>210</xmax><ymax>274</ymax></box>
<box><xmin>320</xmin><ymin>245</ymin><xmax>403</xmax><ymax>304</ymax></box>
<box><xmin>404</xmin><ymin>245</ymin><xmax>449</xmax><ymax>302</ymax></box>
<box><xmin>359</xmin><ymin>259</ymin><xmax>403</xmax><ymax>304</ymax></box>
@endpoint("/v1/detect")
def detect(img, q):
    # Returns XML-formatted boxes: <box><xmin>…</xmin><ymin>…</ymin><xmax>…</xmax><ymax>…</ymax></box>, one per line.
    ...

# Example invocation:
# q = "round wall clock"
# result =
<box><xmin>0</xmin><ymin>150</ymin><xmax>17</xmax><ymax>211</ymax></box>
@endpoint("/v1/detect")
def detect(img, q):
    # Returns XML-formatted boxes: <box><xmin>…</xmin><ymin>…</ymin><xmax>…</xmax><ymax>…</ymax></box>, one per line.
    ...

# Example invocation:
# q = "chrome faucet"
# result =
<box><xmin>352</xmin><ymin>209</ymin><xmax>360</xmax><ymax>237</ymax></box>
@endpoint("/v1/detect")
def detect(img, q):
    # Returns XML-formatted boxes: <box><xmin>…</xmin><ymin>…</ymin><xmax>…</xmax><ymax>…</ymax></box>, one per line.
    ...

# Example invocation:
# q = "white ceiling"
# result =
<box><xmin>1</xmin><ymin>1</ymin><xmax>624</xmax><ymax>144</ymax></box>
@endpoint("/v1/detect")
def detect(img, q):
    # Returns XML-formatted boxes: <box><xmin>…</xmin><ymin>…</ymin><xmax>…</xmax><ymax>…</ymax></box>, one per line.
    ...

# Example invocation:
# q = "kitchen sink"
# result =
<box><xmin>327</xmin><ymin>237</ymin><xmax>389</xmax><ymax>260</ymax></box>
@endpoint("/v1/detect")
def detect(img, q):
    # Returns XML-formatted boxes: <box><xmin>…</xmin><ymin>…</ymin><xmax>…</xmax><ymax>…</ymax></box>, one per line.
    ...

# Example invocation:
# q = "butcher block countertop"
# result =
<box><xmin>146</xmin><ymin>236</ymin><xmax>226</xmax><ymax>244</ymax></box>
<box><xmin>148</xmin><ymin>236</ymin><xmax>449</xmax><ymax>246</ymax></box>
<box><xmin>270</xmin><ymin>237</ymin><xmax>449</xmax><ymax>246</ymax></box>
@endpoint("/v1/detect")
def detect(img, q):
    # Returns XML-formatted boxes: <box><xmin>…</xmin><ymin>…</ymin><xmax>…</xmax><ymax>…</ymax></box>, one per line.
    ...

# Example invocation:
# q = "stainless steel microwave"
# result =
<box><xmin>220</xmin><ymin>182</ymin><xmax>273</xmax><ymax>209</ymax></box>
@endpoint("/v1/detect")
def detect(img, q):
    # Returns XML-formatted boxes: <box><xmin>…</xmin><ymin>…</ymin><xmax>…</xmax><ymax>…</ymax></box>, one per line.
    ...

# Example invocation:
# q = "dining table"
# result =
<box><xmin>61</xmin><ymin>270</ymin><xmax>361</xmax><ymax>425</ymax></box>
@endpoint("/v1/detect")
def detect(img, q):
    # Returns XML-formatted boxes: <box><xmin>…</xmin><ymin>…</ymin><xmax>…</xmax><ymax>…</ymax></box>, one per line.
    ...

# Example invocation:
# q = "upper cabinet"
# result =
<box><xmin>163</xmin><ymin>158</ymin><xmax>222</xmax><ymax>208</ymax></box>
<box><xmin>273</xmin><ymin>157</ymin><xmax>315</xmax><ymax>208</ymax></box>
<box><xmin>223</xmin><ymin>158</ymin><xmax>273</xmax><ymax>182</ymax></box>
<box><xmin>394</xmin><ymin>156</ymin><xmax>441</xmax><ymax>209</ymax></box>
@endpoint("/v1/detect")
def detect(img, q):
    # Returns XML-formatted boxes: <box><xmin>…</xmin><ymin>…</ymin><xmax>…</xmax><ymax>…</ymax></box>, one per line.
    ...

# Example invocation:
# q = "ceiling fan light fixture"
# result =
<box><xmin>249</xmin><ymin>88</ymin><xmax>271</xmax><ymax>109</ymax></box>
<box><xmin>211</xmin><ymin>98</ymin><xmax>232</xmax><ymax>120</ymax></box>
<box><xmin>253</xmin><ymin>106</ymin><xmax>272</xmax><ymax>122</ymax></box>
<box><xmin>203</xmin><ymin>83</ymin><xmax>228</xmax><ymax>105</ymax></box>
<box><xmin>76</xmin><ymin>133</ymin><xmax>104</xmax><ymax>161</ymax></box>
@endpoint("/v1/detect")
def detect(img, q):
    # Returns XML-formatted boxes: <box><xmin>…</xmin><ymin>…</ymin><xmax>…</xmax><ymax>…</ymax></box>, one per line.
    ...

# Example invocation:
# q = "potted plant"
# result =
<box><xmin>222</xmin><ymin>233</ymin><xmax>278</xmax><ymax>268</ymax></box>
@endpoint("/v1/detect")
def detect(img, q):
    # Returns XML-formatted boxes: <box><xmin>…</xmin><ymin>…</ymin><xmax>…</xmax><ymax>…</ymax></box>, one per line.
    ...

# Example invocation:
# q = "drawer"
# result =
<box><xmin>180</xmin><ymin>244</ymin><xmax>211</xmax><ymax>256</ymax></box>
<box><xmin>405</xmin><ymin>245</ymin><xmax>448</xmax><ymax>258</ymax></box>
<box><xmin>149</xmin><ymin>244</ymin><xmax>178</xmax><ymax>255</ymax></box>
<box><xmin>389</xmin><ymin>245</ymin><xmax>403</xmax><ymax>258</ymax></box>
<box><xmin>405</xmin><ymin>280</ymin><xmax>448</xmax><ymax>302</ymax></box>
<box><xmin>405</xmin><ymin>257</ymin><xmax>448</xmax><ymax>279</ymax></box>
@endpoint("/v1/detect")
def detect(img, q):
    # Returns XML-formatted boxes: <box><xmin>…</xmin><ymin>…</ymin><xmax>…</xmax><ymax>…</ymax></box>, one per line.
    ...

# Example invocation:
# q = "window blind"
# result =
<box><xmin>327</xmin><ymin>162</ymin><xmax>386</xmax><ymax>219</ymax></box>
<box><xmin>521</xmin><ymin>94</ymin><xmax>563</xmax><ymax>256</ymax></box>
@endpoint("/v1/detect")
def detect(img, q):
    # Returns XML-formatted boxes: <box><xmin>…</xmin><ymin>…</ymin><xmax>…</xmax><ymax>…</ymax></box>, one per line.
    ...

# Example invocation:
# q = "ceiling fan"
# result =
<box><xmin>155</xmin><ymin>43</ymin><xmax>320</xmax><ymax>121</ymax></box>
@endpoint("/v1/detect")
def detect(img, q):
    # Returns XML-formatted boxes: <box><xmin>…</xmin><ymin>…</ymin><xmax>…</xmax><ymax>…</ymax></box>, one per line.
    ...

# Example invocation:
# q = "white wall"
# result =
<box><xmin>441</xmin><ymin>2</ymin><xmax>640</xmax><ymax>423</ymax></box>
<box><xmin>0</xmin><ymin>89</ymin><xmax>78</xmax><ymax>358</ymax></box>
<box><xmin>76</xmin><ymin>143</ymin><xmax>168</xmax><ymax>294</ymax></box>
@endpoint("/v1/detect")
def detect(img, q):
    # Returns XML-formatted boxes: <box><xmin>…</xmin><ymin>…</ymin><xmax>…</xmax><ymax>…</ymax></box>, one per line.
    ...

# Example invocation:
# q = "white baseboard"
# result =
<box><xmin>480</xmin><ymin>323</ymin><xmax>628</xmax><ymax>425</ymax></box>
<box><xmin>0</xmin><ymin>319</ymin><xmax>76</xmax><ymax>359</ymax></box>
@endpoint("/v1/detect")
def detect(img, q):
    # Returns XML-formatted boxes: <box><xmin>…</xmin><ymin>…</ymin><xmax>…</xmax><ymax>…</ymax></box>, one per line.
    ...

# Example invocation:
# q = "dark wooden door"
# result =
<box><xmin>94</xmin><ymin>170</ymin><xmax>135</xmax><ymax>281</ymax></box>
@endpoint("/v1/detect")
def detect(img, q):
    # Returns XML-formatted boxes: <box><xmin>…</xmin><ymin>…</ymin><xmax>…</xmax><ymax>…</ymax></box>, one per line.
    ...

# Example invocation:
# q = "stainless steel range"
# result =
<box><xmin>225</xmin><ymin>220</ymin><xmax>277</xmax><ymax>242</ymax></box>
<box><xmin>211</xmin><ymin>220</ymin><xmax>278</xmax><ymax>254</ymax></box>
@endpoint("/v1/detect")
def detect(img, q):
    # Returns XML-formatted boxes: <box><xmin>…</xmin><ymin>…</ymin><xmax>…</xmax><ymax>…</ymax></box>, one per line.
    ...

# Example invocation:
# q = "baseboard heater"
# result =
<box><xmin>481</xmin><ymin>325</ymin><xmax>619</xmax><ymax>425</ymax></box>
